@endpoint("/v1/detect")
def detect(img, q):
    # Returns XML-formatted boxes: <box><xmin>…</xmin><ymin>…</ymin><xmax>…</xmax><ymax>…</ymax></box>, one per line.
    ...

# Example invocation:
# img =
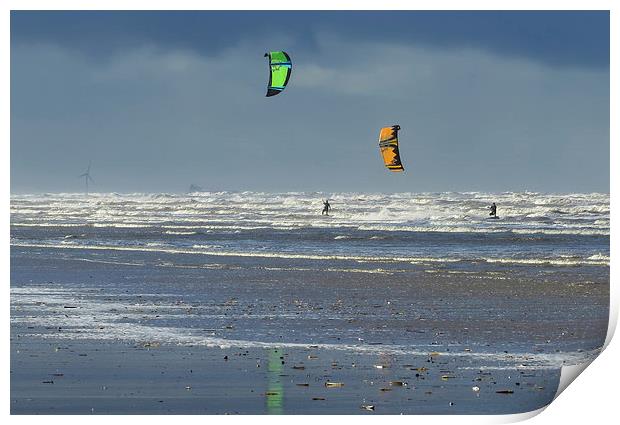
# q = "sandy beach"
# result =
<box><xmin>10</xmin><ymin>244</ymin><xmax>608</xmax><ymax>414</ymax></box>
<box><xmin>11</xmin><ymin>339</ymin><xmax>561</xmax><ymax>415</ymax></box>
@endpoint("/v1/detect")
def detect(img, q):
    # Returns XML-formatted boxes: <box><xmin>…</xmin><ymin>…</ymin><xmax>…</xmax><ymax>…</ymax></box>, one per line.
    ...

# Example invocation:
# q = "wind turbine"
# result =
<box><xmin>79</xmin><ymin>161</ymin><xmax>94</xmax><ymax>194</ymax></box>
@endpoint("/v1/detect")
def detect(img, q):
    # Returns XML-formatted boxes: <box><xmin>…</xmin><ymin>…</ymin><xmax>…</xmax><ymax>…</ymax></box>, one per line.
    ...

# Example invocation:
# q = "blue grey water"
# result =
<box><xmin>10</xmin><ymin>191</ymin><xmax>609</xmax><ymax>265</ymax></box>
<box><xmin>10</xmin><ymin>192</ymin><xmax>610</xmax><ymax>413</ymax></box>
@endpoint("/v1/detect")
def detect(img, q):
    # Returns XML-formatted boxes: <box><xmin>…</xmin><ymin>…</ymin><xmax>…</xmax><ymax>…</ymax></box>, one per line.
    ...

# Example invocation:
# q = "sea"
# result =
<box><xmin>10</xmin><ymin>191</ymin><xmax>610</xmax><ymax>372</ymax></box>
<box><xmin>10</xmin><ymin>191</ymin><xmax>609</xmax><ymax>269</ymax></box>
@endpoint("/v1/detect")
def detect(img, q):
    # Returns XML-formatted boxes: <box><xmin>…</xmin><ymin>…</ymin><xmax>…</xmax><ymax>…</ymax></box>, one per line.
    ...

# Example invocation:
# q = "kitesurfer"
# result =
<box><xmin>322</xmin><ymin>200</ymin><xmax>331</xmax><ymax>216</ymax></box>
<box><xmin>489</xmin><ymin>202</ymin><xmax>497</xmax><ymax>217</ymax></box>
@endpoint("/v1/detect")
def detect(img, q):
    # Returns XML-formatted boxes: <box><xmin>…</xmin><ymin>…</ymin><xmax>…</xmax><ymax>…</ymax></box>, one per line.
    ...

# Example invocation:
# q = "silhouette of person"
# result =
<box><xmin>322</xmin><ymin>200</ymin><xmax>331</xmax><ymax>216</ymax></box>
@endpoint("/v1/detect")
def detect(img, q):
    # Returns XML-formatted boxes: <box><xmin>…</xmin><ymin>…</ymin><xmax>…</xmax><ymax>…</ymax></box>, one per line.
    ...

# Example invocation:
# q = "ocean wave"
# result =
<box><xmin>10</xmin><ymin>241</ymin><xmax>609</xmax><ymax>267</ymax></box>
<box><xmin>11</xmin><ymin>191</ymin><xmax>609</xmax><ymax>239</ymax></box>
<box><xmin>482</xmin><ymin>257</ymin><xmax>609</xmax><ymax>267</ymax></box>
<box><xmin>92</xmin><ymin>223</ymin><xmax>153</xmax><ymax>228</ymax></box>
<box><xmin>587</xmin><ymin>253</ymin><xmax>610</xmax><ymax>262</ymax></box>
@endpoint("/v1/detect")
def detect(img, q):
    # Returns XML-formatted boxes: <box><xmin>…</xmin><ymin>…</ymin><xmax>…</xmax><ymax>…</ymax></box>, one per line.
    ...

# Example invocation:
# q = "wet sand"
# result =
<box><xmin>10</xmin><ymin>247</ymin><xmax>609</xmax><ymax>414</ymax></box>
<box><xmin>11</xmin><ymin>339</ymin><xmax>561</xmax><ymax>414</ymax></box>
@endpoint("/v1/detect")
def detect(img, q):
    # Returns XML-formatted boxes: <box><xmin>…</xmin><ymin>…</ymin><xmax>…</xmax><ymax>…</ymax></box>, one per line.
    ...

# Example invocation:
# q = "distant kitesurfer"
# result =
<box><xmin>322</xmin><ymin>200</ymin><xmax>331</xmax><ymax>216</ymax></box>
<box><xmin>489</xmin><ymin>202</ymin><xmax>497</xmax><ymax>217</ymax></box>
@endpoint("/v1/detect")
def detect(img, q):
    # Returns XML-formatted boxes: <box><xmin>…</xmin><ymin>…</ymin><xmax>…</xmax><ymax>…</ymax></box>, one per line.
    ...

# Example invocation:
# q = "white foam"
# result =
<box><xmin>12</xmin><ymin>191</ymin><xmax>609</xmax><ymax>237</ymax></box>
<box><xmin>483</xmin><ymin>256</ymin><xmax>610</xmax><ymax>267</ymax></box>
<box><xmin>10</xmin><ymin>285</ymin><xmax>600</xmax><ymax>369</ymax></box>
<box><xmin>10</xmin><ymin>241</ymin><xmax>609</xmax><ymax>267</ymax></box>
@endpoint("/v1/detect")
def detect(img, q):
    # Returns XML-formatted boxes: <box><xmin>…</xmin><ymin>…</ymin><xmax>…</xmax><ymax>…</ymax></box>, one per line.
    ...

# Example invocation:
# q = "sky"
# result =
<box><xmin>10</xmin><ymin>11</ymin><xmax>610</xmax><ymax>193</ymax></box>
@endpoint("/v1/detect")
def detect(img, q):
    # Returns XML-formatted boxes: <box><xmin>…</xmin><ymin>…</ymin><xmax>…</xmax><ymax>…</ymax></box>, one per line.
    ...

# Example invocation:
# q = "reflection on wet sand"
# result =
<box><xmin>266</xmin><ymin>348</ymin><xmax>284</xmax><ymax>414</ymax></box>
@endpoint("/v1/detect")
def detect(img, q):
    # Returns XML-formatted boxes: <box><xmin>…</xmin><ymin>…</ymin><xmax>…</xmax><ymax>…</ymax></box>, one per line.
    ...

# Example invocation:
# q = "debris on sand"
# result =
<box><xmin>325</xmin><ymin>382</ymin><xmax>344</xmax><ymax>388</ymax></box>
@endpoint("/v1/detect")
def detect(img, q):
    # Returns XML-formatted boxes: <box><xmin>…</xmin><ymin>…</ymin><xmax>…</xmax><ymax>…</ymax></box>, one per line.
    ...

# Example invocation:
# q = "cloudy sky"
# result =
<box><xmin>10</xmin><ymin>11</ymin><xmax>609</xmax><ymax>193</ymax></box>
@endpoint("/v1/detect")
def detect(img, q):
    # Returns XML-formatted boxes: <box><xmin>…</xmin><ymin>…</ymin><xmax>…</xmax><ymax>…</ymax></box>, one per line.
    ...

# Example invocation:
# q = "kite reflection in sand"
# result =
<box><xmin>266</xmin><ymin>349</ymin><xmax>284</xmax><ymax>414</ymax></box>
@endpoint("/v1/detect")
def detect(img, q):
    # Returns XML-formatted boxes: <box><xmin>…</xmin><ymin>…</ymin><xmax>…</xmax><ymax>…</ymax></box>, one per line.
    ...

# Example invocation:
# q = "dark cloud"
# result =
<box><xmin>11</xmin><ymin>10</ymin><xmax>609</xmax><ymax>69</ymax></box>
